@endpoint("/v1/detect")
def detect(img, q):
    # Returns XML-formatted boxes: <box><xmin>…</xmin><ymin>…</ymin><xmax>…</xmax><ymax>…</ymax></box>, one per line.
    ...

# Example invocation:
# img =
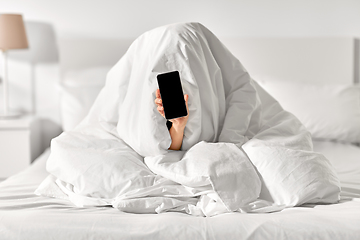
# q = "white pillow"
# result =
<box><xmin>60</xmin><ymin>67</ymin><xmax>111</xmax><ymax>131</ymax></box>
<box><xmin>312</xmin><ymin>140</ymin><xmax>360</xmax><ymax>199</ymax></box>
<box><xmin>242</xmin><ymin>138</ymin><xmax>340</xmax><ymax>206</ymax></box>
<box><xmin>257</xmin><ymin>81</ymin><xmax>360</xmax><ymax>143</ymax></box>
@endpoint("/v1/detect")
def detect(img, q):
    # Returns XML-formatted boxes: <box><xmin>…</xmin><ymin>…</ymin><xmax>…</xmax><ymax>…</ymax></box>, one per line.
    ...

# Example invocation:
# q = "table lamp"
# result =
<box><xmin>0</xmin><ymin>14</ymin><xmax>29</xmax><ymax>118</ymax></box>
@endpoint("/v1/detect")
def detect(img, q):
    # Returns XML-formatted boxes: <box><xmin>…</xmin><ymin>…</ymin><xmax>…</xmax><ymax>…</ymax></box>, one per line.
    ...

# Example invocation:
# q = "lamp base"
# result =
<box><xmin>0</xmin><ymin>111</ymin><xmax>22</xmax><ymax>119</ymax></box>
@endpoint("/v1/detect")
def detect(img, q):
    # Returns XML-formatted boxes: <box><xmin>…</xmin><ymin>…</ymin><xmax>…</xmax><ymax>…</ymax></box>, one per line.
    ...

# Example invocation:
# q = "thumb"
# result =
<box><xmin>184</xmin><ymin>94</ymin><xmax>189</xmax><ymax>114</ymax></box>
<box><xmin>184</xmin><ymin>94</ymin><xmax>189</xmax><ymax>108</ymax></box>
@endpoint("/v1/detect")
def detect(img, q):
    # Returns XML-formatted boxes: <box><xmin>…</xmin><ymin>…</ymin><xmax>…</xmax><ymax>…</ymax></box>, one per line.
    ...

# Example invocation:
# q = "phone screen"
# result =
<box><xmin>157</xmin><ymin>71</ymin><xmax>188</xmax><ymax>120</ymax></box>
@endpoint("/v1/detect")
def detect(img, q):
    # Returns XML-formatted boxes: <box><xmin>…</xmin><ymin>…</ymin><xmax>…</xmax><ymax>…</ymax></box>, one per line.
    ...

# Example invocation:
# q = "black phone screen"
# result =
<box><xmin>157</xmin><ymin>71</ymin><xmax>188</xmax><ymax>120</ymax></box>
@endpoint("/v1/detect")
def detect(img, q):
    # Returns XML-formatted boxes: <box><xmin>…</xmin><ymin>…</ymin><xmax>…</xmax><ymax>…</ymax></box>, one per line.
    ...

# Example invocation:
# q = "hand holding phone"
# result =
<box><xmin>155</xmin><ymin>71</ymin><xmax>189</xmax><ymax>131</ymax></box>
<box><xmin>155</xmin><ymin>88</ymin><xmax>189</xmax><ymax>129</ymax></box>
<box><xmin>156</xmin><ymin>71</ymin><xmax>188</xmax><ymax>120</ymax></box>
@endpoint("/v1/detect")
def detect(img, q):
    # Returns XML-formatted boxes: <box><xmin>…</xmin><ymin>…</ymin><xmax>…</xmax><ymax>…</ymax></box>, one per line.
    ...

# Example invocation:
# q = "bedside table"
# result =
<box><xmin>0</xmin><ymin>115</ymin><xmax>42</xmax><ymax>178</ymax></box>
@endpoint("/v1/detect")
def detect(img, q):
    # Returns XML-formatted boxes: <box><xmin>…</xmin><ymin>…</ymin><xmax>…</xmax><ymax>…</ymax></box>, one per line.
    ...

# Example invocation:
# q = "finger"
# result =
<box><xmin>156</xmin><ymin>89</ymin><xmax>161</xmax><ymax>99</ymax></box>
<box><xmin>158</xmin><ymin>108</ymin><xmax>165</xmax><ymax>118</ymax></box>
<box><xmin>154</xmin><ymin>98</ymin><xmax>162</xmax><ymax>105</ymax></box>
<box><xmin>157</xmin><ymin>106</ymin><xmax>165</xmax><ymax>114</ymax></box>
<box><xmin>184</xmin><ymin>94</ymin><xmax>189</xmax><ymax>115</ymax></box>
<box><xmin>184</xmin><ymin>94</ymin><xmax>188</xmax><ymax>103</ymax></box>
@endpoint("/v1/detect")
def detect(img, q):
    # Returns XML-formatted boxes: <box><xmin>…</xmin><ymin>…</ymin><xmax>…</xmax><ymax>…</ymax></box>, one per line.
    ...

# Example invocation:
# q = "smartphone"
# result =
<box><xmin>157</xmin><ymin>71</ymin><xmax>188</xmax><ymax>120</ymax></box>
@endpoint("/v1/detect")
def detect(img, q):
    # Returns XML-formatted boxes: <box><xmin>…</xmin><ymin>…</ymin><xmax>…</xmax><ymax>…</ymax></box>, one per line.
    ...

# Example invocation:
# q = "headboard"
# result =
<box><xmin>221</xmin><ymin>37</ymin><xmax>359</xmax><ymax>84</ymax></box>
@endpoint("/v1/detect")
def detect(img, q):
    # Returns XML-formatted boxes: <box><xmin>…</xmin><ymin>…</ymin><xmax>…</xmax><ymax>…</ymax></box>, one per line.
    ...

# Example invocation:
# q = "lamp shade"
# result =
<box><xmin>9</xmin><ymin>21</ymin><xmax>59</xmax><ymax>63</ymax></box>
<box><xmin>0</xmin><ymin>14</ymin><xmax>28</xmax><ymax>50</ymax></box>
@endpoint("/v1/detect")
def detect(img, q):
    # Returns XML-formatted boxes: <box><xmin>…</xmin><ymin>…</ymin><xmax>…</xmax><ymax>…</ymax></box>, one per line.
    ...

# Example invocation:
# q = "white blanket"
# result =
<box><xmin>37</xmin><ymin>22</ymin><xmax>340</xmax><ymax>216</ymax></box>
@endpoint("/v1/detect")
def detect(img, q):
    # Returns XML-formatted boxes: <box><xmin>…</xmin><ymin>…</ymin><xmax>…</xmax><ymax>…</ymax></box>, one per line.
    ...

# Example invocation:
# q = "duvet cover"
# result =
<box><xmin>36</xmin><ymin>22</ymin><xmax>340</xmax><ymax>216</ymax></box>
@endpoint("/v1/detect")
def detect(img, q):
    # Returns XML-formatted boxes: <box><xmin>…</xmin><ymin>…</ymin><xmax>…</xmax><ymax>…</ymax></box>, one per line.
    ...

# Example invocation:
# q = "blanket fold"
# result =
<box><xmin>37</xmin><ymin>22</ymin><xmax>340</xmax><ymax>216</ymax></box>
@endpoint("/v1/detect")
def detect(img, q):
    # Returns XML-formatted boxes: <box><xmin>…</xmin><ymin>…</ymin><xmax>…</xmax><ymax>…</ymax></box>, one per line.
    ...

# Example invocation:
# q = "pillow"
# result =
<box><xmin>256</xmin><ymin>80</ymin><xmax>360</xmax><ymax>143</ymax></box>
<box><xmin>60</xmin><ymin>66</ymin><xmax>111</xmax><ymax>131</ymax></box>
<box><xmin>312</xmin><ymin>140</ymin><xmax>360</xmax><ymax>199</ymax></box>
<box><xmin>242</xmin><ymin>138</ymin><xmax>340</xmax><ymax>206</ymax></box>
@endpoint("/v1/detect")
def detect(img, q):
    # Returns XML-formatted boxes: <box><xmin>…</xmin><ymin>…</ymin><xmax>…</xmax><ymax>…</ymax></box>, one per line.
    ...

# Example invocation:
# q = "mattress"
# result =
<box><xmin>0</xmin><ymin>140</ymin><xmax>359</xmax><ymax>240</ymax></box>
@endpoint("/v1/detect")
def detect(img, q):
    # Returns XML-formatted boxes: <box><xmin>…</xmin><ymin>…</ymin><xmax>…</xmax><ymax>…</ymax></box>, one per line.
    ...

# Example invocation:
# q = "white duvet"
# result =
<box><xmin>36</xmin><ymin>22</ymin><xmax>340</xmax><ymax>216</ymax></box>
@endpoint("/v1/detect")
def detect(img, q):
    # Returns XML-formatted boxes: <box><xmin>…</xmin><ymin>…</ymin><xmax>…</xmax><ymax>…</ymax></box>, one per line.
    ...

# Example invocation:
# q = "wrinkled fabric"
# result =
<box><xmin>38</xmin><ymin>22</ymin><xmax>340</xmax><ymax>216</ymax></box>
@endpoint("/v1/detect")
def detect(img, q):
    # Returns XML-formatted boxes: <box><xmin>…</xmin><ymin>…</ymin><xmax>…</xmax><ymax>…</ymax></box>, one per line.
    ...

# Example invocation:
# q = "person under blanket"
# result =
<box><xmin>154</xmin><ymin>89</ymin><xmax>189</xmax><ymax>150</ymax></box>
<box><xmin>38</xmin><ymin>22</ymin><xmax>340</xmax><ymax>216</ymax></box>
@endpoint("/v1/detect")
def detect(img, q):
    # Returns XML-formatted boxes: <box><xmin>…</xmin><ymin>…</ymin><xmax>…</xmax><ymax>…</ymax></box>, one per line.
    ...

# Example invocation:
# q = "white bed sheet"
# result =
<box><xmin>0</xmin><ymin>141</ymin><xmax>359</xmax><ymax>240</ymax></box>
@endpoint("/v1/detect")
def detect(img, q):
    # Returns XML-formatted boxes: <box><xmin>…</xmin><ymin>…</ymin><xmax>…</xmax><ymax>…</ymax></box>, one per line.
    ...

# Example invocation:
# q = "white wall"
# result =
<box><xmin>1</xmin><ymin>0</ymin><xmax>360</xmax><ymax>38</ymax></box>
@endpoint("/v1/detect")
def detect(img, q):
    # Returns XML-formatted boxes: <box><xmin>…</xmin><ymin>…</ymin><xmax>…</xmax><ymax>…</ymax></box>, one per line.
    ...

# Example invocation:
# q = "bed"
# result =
<box><xmin>0</xmin><ymin>34</ymin><xmax>359</xmax><ymax>239</ymax></box>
